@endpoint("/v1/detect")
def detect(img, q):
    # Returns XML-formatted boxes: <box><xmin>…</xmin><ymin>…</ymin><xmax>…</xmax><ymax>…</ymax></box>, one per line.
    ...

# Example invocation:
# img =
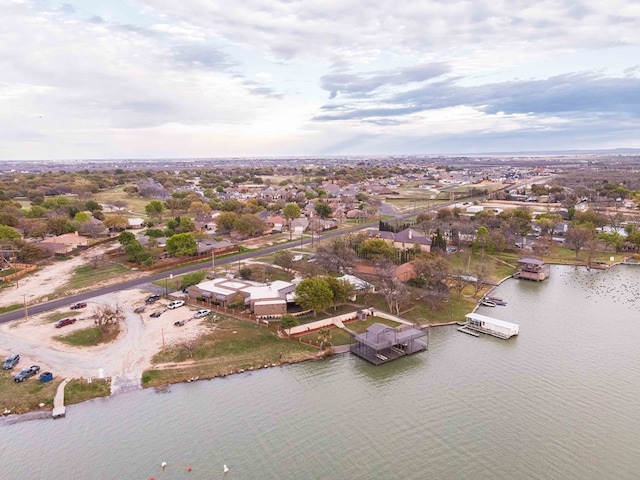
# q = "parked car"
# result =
<box><xmin>55</xmin><ymin>317</ymin><xmax>76</xmax><ymax>328</ymax></box>
<box><xmin>134</xmin><ymin>306</ymin><xmax>146</xmax><ymax>314</ymax></box>
<box><xmin>167</xmin><ymin>300</ymin><xmax>185</xmax><ymax>309</ymax></box>
<box><xmin>28</xmin><ymin>365</ymin><xmax>40</xmax><ymax>375</ymax></box>
<box><xmin>3</xmin><ymin>353</ymin><xmax>20</xmax><ymax>370</ymax></box>
<box><xmin>14</xmin><ymin>367</ymin><xmax>36</xmax><ymax>382</ymax></box>
<box><xmin>193</xmin><ymin>309</ymin><xmax>211</xmax><ymax>319</ymax></box>
<box><xmin>145</xmin><ymin>294</ymin><xmax>161</xmax><ymax>304</ymax></box>
<box><xmin>174</xmin><ymin>320</ymin><xmax>185</xmax><ymax>327</ymax></box>
<box><xmin>70</xmin><ymin>301</ymin><xmax>87</xmax><ymax>309</ymax></box>
<box><xmin>150</xmin><ymin>311</ymin><xmax>162</xmax><ymax>318</ymax></box>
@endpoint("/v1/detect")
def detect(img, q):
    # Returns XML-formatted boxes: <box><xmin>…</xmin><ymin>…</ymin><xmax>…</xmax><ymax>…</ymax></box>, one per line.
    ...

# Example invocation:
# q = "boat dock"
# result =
<box><xmin>52</xmin><ymin>378</ymin><xmax>70</xmax><ymax>419</ymax></box>
<box><xmin>457</xmin><ymin>326</ymin><xmax>480</xmax><ymax>337</ymax></box>
<box><xmin>463</xmin><ymin>313</ymin><xmax>519</xmax><ymax>339</ymax></box>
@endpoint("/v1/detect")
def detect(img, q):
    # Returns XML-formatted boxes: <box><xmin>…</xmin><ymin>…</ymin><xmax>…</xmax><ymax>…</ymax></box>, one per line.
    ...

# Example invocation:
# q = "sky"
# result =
<box><xmin>1</xmin><ymin>0</ymin><xmax>640</xmax><ymax>160</ymax></box>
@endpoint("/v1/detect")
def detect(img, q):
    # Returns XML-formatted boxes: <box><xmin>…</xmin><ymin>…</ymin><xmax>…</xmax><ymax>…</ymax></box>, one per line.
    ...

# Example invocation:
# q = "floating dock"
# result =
<box><xmin>457</xmin><ymin>326</ymin><xmax>480</xmax><ymax>337</ymax></box>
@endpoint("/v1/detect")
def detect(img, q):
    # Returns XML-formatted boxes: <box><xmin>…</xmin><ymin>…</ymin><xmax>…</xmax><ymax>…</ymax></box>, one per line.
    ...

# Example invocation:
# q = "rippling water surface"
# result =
<box><xmin>2</xmin><ymin>265</ymin><xmax>640</xmax><ymax>479</ymax></box>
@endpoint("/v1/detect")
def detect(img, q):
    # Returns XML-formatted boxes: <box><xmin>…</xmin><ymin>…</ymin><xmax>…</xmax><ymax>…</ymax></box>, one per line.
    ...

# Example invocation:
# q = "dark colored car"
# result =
<box><xmin>145</xmin><ymin>294</ymin><xmax>161</xmax><ymax>304</ymax></box>
<box><xmin>55</xmin><ymin>317</ymin><xmax>77</xmax><ymax>328</ymax></box>
<box><xmin>150</xmin><ymin>311</ymin><xmax>162</xmax><ymax>318</ymax></box>
<box><xmin>14</xmin><ymin>368</ymin><xmax>35</xmax><ymax>382</ymax></box>
<box><xmin>3</xmin><ymin>353</ymin><xmax>20</xmax><ymax>370</ymax></box>
<box><xmin>70</xmin><ymin>301</ymin><xmax>87</xmax><ymax>309</ymax></box>
<box><xmin>174</xmin><ymin>320</ymin><xmax>185</xmax><ymax>327</ymax></box>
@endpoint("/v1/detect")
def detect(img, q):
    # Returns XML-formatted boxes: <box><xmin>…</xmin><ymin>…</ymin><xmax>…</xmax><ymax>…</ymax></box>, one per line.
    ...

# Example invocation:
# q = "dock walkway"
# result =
<box><xmin>52</xmin><ymin>378</ymin><xmax>71</xmax><ymax>419</ymax></box>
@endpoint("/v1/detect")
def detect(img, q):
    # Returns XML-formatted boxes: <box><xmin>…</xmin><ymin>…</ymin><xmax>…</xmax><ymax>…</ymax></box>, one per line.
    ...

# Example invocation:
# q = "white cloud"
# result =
<box><xmin>1</xmin><ymin>0</ymin><xmax>639</xmax><ymax>159</ymax></box>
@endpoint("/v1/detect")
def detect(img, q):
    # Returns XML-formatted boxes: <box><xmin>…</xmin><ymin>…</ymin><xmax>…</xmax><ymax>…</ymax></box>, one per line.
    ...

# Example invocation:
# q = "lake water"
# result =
<box><xmin>2</xmin><ymin>264</ymin><xmax>640</xmax><ymax>480</ymax></box>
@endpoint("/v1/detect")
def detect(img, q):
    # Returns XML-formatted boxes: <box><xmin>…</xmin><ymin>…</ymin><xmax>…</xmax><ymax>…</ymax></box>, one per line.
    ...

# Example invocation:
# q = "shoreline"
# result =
<box><xmin>4</xmin><ymin>260</ymin><xmax>632</xmax><ymax>423</ymax></box>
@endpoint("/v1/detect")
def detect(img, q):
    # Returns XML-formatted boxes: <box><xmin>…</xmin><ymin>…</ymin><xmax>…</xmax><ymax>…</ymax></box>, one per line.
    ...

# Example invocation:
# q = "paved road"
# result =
<box><xmin>0</xmin><ymin>204</ymin><xmax>444</xmax><ymax>325</ymax></box>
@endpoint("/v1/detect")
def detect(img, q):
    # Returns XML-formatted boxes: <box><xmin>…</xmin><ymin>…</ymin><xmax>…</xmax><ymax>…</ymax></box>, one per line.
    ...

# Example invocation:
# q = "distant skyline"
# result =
<box><xmin>1</xmin><ymin>0</ymin><xmax>639</xmax><ymax>161</ymax></box>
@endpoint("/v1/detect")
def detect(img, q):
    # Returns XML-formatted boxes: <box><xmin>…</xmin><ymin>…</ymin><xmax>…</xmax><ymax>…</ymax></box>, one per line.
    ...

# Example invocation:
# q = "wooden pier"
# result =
<box><xmin>457</xmin><ymin>326</ymin><xmax>480</xmax><ymax>337</ymax></box>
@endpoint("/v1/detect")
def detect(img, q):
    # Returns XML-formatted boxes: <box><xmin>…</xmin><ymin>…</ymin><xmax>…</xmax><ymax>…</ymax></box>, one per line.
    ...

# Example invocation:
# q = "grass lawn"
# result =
<box><xmin>0</xmin><ymin>303</ymin><xmax>22</xmax><ymax>315</ymax></box>
<box><xmin>59</xmin><ymin>263</ymin><xmax>132</xmax><ymax>293</ymax></box>
<box><xmin>343</xmin><ymin>315</ymin><xmax>401</xmax><ymax>333</ymax></box>
<box><xmin>295</xmin><ymin>326</ymin><xmax>354</xmax><ymax>346</ymax></box>
<box><xmin>143</xmin><ymin>317</ymin><xmax>318</xmax><ymax>387</ymax></box>
<box><xmin>54</xmin><ymin>324</ymin><xmax>120</xmax><ymax>347</ymax></box>
<box><xmin>64</xmin><ymin>378</ymin><xmax>111</xmax><ymax>406</ymax></box>
<box><xmin>0</xmin><ymin>370</ymin><xmax>62</xmax><ymax>414</ymax></box>
<box><xmin>93</xmin><ymin>186</ymin><xmax>156</xmax><ymax>216</ymax></box>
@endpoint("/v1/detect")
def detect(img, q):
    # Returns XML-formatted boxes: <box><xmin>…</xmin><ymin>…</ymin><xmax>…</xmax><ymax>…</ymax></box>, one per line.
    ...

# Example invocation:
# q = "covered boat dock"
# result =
<box><xmin>350</xmin><ymin>323</ymin><xmax>428</xmax><ymax>365</ymax></box>
<box><xmin>464</xmin><ymin>313</ymin><xmax>519</xmax><ymax>339</ymax></box>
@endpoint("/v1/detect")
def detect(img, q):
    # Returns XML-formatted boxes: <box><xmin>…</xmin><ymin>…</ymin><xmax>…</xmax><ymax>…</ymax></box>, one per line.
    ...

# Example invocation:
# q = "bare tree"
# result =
<box><xmin>449</xmin><ymin>267</ymin><xmax>472</xmax><ymax>299</ymax></box>
<box><xmin>93</xmin><ymin>304</ymin><xmax>125</xmax><ymax>330</ymax></box>
<box><xmin>565</xmin><ymin>225</ymin><xmax>595</xmax><ymax>259</ymax></box>
<box><xmin>178</xmin><ymin>339</ymin><xmax>198</xmax><ymax>359</ymax></box>
<box><xmin>376</xmin><ymin>260</ymin><xmax>409</xmax><ymax>315</ymax></box>
<box><xmin>473</xmin><ymin>261</ymin><xmax>494</xmax><ymax>298</ymax></box>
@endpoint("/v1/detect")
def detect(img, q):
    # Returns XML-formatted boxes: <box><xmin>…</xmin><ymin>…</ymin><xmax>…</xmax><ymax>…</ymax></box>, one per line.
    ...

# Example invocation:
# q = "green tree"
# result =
<box><xmin>359</xmin><ymin>238</ymin><xmax>395</xmax><ymax>260</ymax></box>
<box><xmin>283</xmin><ymin>203</ymin><xmax>301</xmax><ymax>240</ymax></box>
<box><xmin>294</xmin><ymin>277</ymin><xmax>333</xmax><ymax>316</ymax></box>
<box><xmin>216</xmin><ymin>211</ymin><xmax>238</xmax><ymax>232</ymax></box>
<box><xmin>73</xmin><ymin>211</ymin><xmax>91</xmax><ymax>223</ymax></box>
<box><xmin>323</xmin><ymin>276</ymin><xmax>356</xmax><ymax>310</ymax></box>
<box><xmin>118</xmin><ymin>231</ymin><xmax>136</xmax><ymax>246</ymax></box>
<box><xmin>181</xmin><ymin>270</ymin><xmax>206</xmax><ymax>288</ymax></box>
<box><xmin>165</xmin><ymin>232</ymin><xmax>197</xmax><ymax>257</ymax></box>
<box><xmin>280</xmin><ymin>314</ymin><xmax>298</xmax><ymax>335</ymax></box>
<box><xmin>235</xmin><ymin>213</ymin><xmax>266</xmax><ymax>237</ymax></box>
<box><xmin>145</xmin><ymin>200</ymin><xmax>164</xmax><ymax>221</ymax></box>
<box><xmin>46</xmin><ymin>216</ymin><xmax>72</xmax><ymax>236</ymax></box>
<box><xmin>0</xmin><ymin>224</ymin><xmax>20</xmax><ymax>240</ymax></box>
<box><xmin>315</xmin><ymin>201</ymin><xmax>333</xmax><ymax>219</ymax></box>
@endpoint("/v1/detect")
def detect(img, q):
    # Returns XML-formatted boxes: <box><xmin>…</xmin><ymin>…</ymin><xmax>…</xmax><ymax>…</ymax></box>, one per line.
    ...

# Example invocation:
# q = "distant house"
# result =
<box><xmin>291</xmin><ymin>217</ymin><xmax>309</xmax><ymax>235</ymax></box>
<box><xmin>39</xmin><ymin>231</ymin><xmax>89</xmax><ymax>256</ymax></box>
<box><xmin>196</xmin><ymin>238</ymin><xmax>236</xmax><ymax>255</ymax></box>
<box><xmin>127</xmin><ymin>217</ymin><xmax>145</xmax><ymax>229</ymax></box>
<box><xmin>392</xmin><ymin>228</ymin><xmax>431</xmax><ymax>252</ymax></box>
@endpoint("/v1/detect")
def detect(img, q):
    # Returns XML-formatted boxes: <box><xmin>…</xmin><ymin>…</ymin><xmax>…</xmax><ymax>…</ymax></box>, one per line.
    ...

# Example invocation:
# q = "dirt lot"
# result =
<box><xmin>0</xmin><ymin>252</ymin><xmax>211</xmax><ymax>384</ymax></box>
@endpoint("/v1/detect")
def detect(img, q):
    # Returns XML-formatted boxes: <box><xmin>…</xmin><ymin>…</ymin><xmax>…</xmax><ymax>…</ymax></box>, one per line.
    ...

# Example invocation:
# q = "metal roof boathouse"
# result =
<box><xmin>350</xmin><ymin>323</ymin><xmax>428</xmax><ymax>365</ymax></box>
<box><xmin>464</xmin><ymin>313</ymin><xmax>519</xmax><ymax>339</ymax></box>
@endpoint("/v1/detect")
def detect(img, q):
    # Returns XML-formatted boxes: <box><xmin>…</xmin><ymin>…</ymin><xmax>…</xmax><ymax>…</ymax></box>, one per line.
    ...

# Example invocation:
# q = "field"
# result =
<box><xmin>0</xmin><ymin>369</ymin><xmax>62</xmax><ymax>414</ymax></box>
<box><xmin>142</xmin><ymin>317</ymin><xmax>318</xmax><ymax>387</ymax></box>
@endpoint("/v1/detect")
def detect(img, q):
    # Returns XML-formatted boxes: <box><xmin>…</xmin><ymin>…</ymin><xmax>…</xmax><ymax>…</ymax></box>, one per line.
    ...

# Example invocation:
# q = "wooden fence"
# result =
<box><xmin>0</xmin><ymin>263</ymin><xmax>37</xmax><ymax>283</ymax></box>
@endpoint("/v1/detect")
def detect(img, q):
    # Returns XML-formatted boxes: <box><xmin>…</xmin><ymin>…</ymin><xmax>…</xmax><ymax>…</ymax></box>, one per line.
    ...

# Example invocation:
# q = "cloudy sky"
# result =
<box><xmin>1</xmin><ymin>0</ymin><xmax>640</xmax><ymax>160</ymax></box>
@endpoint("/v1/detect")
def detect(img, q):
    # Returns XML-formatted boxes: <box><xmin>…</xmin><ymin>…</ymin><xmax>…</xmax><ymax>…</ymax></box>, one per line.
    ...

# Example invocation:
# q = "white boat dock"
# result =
<box><xmin>464</xmin><ymin>313</ymin><xmax>519</xmax><ymax>339</ymax></box>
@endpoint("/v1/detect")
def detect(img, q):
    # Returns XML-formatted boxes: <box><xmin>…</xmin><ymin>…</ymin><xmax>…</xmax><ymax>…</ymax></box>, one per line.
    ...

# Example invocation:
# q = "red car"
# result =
<box><xmin>55</xmin><ymin>317</ymin><xmax>76</xmax><ymax>328</ymax></box>
<box><xmin>70</xmin><ymin>302</ymin><xmax>87</xmax><ymax>309</ymax></box>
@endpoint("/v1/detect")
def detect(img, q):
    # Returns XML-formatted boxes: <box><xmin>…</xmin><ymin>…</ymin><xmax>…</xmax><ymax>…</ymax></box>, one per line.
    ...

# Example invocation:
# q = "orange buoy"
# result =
<box><xmin>188</xmin><ymin>466</ymin><xmax>192</xmax><ymax>471</ymax></box>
